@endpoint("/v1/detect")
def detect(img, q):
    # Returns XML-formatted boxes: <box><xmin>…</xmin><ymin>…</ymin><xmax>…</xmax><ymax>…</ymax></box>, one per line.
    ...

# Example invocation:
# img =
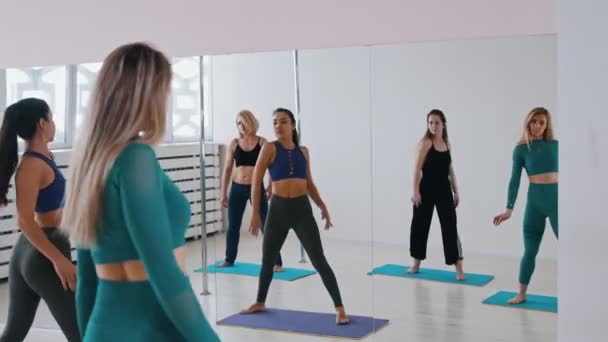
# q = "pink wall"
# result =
<box><xmin>0</xmin><ymin>0</ymin><xmax>556</xmax><ymax>67</ymax></box>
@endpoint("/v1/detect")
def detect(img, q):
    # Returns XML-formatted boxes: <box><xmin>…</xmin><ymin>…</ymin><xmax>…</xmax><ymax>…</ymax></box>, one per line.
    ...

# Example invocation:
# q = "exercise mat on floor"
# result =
<box><xmin>194</xmin><ymin>261</ymin><xmax>317</xmax><ymax>281</ymax></box>
<box><xmin>218</xmin><ymin>308</ymin><xmax>389</xmax><ymax>339</ymax></box>
<box><xmin>482</xmin><ymin>291</ymin><xmax>557</xmax><ymax>312</ymax></box>
<box><xmin>367</xmin><ymin>264</ymin><xmax>494</xmax><ymax>286</ymax></box>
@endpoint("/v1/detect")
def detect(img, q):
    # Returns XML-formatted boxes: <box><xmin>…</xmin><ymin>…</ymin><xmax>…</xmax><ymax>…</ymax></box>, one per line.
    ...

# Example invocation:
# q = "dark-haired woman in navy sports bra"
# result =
<box><xmin>219</xmin><ymin>110</ymin><xmax>283</xmax><ymax>271</ymax></box>
<box><xmin>240</xmin><ymin>108</ymin><xmax>349</xmax><ymax>325</ymax></box>
<box><xmin>0</xmin><ymin>98</ymin><xmax>80</xmax><ymax>341</ymax></box>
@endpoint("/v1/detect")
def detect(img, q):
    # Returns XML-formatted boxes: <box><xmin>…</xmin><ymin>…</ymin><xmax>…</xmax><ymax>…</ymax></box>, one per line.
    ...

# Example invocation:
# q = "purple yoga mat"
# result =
<box><xmin>218</xmin><ymin>308</ymin><xmax>389</xmax><ymax>339</ymax></box>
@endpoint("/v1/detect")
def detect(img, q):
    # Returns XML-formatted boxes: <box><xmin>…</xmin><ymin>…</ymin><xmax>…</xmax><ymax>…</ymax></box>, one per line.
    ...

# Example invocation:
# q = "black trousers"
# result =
<box><xmin>256</xmin><ymin>195</ymin><xmax>343</xmax><ymax>308</ymax></box>
<box><xmin>0</xmin><ymin>228</ymin><xmax>80</xmax><ymax>342</ymax></box>
<box><xmin>409</xmin><ymin>180</ymin><xmax>463</xmax><ymax>265</ymax></box>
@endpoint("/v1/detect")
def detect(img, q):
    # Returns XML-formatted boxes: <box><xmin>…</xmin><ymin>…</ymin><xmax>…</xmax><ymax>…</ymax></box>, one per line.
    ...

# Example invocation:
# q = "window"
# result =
<box><xmin>5</xmin><ymin>66</ymin><xmax>68</xmax><ymax>147</ymax></box>
<box><xmin>170</xmin><ymin>57</ymin><xmax>202</xmax><ymax>142</ymax></box>
<box><xmin>202</xmin><ymin>56</ymin><xmax>213</xmax><ymax>142</ymax></box>
<box><xmin>75</xmin><ymin>63</ymin><xmax>102</xmax><ymax>138</ymax></box>
<box><xmin>0</xmin><ymin>55</ymin><xmax>213</xmax><ymax>148</ymax></box>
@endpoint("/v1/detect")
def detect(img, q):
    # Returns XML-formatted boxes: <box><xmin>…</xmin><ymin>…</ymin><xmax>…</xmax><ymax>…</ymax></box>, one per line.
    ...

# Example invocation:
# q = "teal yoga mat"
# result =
<box><xmin>482</xmin><ymin>291</ymin><xmax>557</xmax><ymax>312</ymax></box>
<box><xmin>367</xmin><ymin>264</ymin><xmax>494</xmax><ymax>286</ymax></box>
<box><xmin>195</xmin><ymin>261</ymin><xmax>317</xmax><ymax>281</ymax></box>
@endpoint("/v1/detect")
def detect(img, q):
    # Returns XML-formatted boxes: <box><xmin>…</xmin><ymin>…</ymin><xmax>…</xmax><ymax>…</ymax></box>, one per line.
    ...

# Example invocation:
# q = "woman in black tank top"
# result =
<box><xmin>408</xmin><ymin>109</ymin><xmax>466</xmax><ymax>280</ymax></box>
<box><xmin>219</xmin><ymin>110</ymin><xmax>283</xmax><ymax>270</ymax></box>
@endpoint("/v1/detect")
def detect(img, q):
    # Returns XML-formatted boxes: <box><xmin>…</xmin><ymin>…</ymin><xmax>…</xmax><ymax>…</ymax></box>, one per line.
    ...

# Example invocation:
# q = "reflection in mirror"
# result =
<box><xmin>369</xmin><ymin>34</ymin><xmax>558</xmax><ymax>341</ymax></box>
<box><xmin>204</xmin><ymin>50</ymin><xmax>299</xmax><ymax>339</ymax></box>
<box><xmin>205</xmin><ymin>46</ymin><xmax>378</xmax><ymax>340</ymax></box>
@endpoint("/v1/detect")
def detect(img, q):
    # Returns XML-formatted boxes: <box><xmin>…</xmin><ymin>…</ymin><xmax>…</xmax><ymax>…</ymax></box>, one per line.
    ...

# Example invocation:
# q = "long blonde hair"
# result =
<box><xmin>518</xmin><ymin>107</ymin><xmax>555</xmax><ymax>145</ymax></box>
<box><xmin>61</xmin><ymin>42</ymin><xmax>172</xmax><ymax>246</ymax></box>
<box><xmin>236</xmin><ymin>110</ymin><xmax>259</xmax><ymax>137</ymax></box>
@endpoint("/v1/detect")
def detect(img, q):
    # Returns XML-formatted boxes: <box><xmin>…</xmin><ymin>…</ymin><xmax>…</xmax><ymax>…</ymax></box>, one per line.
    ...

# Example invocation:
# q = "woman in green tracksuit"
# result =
<box><xmin>493</xmin><ymin>107</ymin><xmax>558</xmax><ymax>305</ymax></box>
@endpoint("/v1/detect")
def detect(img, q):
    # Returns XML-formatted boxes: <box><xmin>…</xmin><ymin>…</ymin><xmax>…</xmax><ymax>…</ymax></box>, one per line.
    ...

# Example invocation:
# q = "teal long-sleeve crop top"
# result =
<box><xmin>506</xmin><ymin>139</ymin><xmax>558</xmax><ymax>209</ymax></box>
<box><xmin>75</xmin><ymin>143</ymin><xmax>219</xmax><ymax>341</ymax></box>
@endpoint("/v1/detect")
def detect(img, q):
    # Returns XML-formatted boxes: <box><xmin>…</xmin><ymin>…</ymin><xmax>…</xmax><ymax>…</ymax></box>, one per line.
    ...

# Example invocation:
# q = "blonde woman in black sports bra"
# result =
<box><xmin>219</xmin><ymin>110</ymin><xmax>283</xmax><ymax>271</ymax></box>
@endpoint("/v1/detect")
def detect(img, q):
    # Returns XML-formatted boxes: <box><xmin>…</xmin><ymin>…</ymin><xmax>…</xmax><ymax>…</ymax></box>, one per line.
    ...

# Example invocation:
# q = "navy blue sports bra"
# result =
<box><xmin>23</xmin><ymin>151</ymin><xmax>65</xmax><ymax>213</ymax></box>
<box><xmin>268</xmin><ymin>142</ymin><xmax>307</xmax><ymax>181</ymax></box>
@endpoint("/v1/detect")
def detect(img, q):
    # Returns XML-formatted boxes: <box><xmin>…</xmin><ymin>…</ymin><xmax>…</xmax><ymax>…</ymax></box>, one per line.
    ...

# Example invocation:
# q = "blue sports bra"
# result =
<box><xmin>268</xmin><ymin>142</ymin><xmax>307</xmax><ymax>181</ymax></box>
<box><xmin>23</xmin><ymin>151</ymin><xmax>65</xmax><ymax>213</ymax></box>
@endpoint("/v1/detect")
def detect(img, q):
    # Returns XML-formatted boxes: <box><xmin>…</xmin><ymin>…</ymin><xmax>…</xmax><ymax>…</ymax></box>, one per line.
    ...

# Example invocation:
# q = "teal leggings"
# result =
<box><xmin>519</xmin><ymin>183</ymin><xmax>558</xmax><ymax>285</ymax></box>
<box><xmin>82</xmin><ymin>279</ymin><xmax>218</xmax><ymax>341</ymax></box>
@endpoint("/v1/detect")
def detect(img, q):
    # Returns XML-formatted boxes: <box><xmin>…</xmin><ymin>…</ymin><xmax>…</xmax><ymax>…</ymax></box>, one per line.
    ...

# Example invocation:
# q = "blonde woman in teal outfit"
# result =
<box><xmin>493</xmin><ymin>107</ymin><xmax>558</xmax><ymax>305</ymax></box>
<box><xmin>61</xmin><ymin>42</ymin><xmax>219</xmax><ymax>341</ymax></box>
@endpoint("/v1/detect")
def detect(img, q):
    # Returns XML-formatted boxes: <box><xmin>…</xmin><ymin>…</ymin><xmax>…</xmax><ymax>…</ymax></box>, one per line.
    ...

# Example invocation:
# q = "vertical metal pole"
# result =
<box><xmin>199</xmin><ymin>56</ymin><xmax>211</xmax><ymax>295</ymax></box>
<box><xmin>65</xmin><ymin>65</ymin><xmax>77</xmax><ymax>148</ymax></box>
<box><xmin>293</xmin><ymin>50</ymin><xmax>307</xmax><ymax>264</ymax></box>
<box><xmin>0</xmin><ymin>69</ymin><xmax>6</xmax><ymax>111</ymax></box>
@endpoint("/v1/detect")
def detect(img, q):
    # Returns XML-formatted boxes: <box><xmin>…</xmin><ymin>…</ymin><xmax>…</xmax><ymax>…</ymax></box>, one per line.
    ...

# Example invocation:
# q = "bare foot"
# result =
<box><xmin>336</xmin><ymin>307</ymin><xmax>350</xmax><ymax>325</ymax></box>
<box><xmin>240</xmin><ymin>302</ymin><xmax>266</xmax><ymax>314</ymax></box>
<box><xmin>455</xmin><ymin>260</ymin><xmax>467</xmax><ymax>281</ymax></box>
<box><xmin>217</xmin><ymin>261</ymin><xmax>233</xmax><ymax>268</ymax></box>
<box><xmin>508</xmin><ymin>293</ymin><xmax>526</xmax><ymax>304</ymax></box>
<box><xmin>407</xmin><ymin>259</ymin><xmax>421</xmax><ymax>274</ymax></box>
<box><xmin>273</xmin><ymin>265</ymin><xmax>284</xmax><ymax>273</ymax></box>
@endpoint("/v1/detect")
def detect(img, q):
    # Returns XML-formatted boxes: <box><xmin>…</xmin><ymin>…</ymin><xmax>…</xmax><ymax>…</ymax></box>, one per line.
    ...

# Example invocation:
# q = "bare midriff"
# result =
<box><xmin>95</xmin><ymin>246</ymin><xmax>187</xmax><ymax>281</ymax></box>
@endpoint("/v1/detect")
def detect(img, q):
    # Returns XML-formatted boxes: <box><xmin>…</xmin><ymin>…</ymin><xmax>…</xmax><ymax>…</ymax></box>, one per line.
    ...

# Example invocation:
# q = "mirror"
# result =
<box><xmin>369</xmin><ymin>34</ymin><xmax>558</xmax><ymax>341</ymax></box>
<box><xmin>205</xmin><ymin>46</ymin><xmax>376</xmax><ymax>340</ymax></box>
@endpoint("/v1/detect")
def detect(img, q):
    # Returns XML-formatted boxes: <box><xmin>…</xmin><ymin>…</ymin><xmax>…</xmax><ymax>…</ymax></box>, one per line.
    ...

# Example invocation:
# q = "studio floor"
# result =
<box><xmin>0</xmin><ymin>232</ymin><xmax>557</xmax><ymax>341</ymax></box>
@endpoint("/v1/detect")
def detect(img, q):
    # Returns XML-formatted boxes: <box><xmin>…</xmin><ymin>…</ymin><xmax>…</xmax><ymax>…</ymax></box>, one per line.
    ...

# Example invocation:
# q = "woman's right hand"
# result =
<box><xmin>249</xmin><ymin>214</ymin><xmax>262</xmax><ymax>237</ymax></box>
<box><xmin>493</xmin><ymin>209</ymin><xmax>512</xmax><ymax>226</ymax></box>
<box><xmin>53</xmin><ymin>257</ymin><xmax>77</xmax><ymax>291</ymax></box>
<box><xmin>412</xmin><ymin>192</ymin><xmax>422</xmax><ymax>207</ymax></box>
<box><xmin>221</xmin><ymin>195</ymin><xmax>228</xmax><ymax>208</ymax></box>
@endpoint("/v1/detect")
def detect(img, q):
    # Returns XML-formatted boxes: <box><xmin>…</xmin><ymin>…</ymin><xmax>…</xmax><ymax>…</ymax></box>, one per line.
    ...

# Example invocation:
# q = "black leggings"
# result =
<box><xmin>410</xmin><ymin>180</ymin><xmax>463</xmax><ymax>265</ymax></box>
<box><xmin>256</xmin><ymin>195</ymin><xmax>343</xmax><ymax>308</ymax></box>
<box><xmin>0</xmin><ymin>228</ymin><xmax>80</xmax><ymax>342</ymax></box>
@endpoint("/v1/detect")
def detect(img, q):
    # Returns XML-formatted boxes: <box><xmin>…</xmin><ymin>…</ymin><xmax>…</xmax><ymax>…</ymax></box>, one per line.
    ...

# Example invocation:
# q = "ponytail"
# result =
<box><xmin>292</xmin><ymin>128</ymin><xmax>299</xmax><ymax>147</ymax></box>
<box><xmin>0</xmin><ymin>108</ymin><xmax>19</xmax><ymax>207</ymax></box>
<box><xmin>0</xmin><ymin>98</ymin><xmax>51</xmax><ymax>207</ymax></box>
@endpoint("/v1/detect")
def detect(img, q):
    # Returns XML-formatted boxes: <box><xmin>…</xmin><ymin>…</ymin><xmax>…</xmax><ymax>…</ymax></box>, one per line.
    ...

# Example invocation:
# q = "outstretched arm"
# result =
<box><xmin>16</xmin><ymin>159</ymin><xmax>76</xmax><ymax>291</ymax></box>
<box><xmin>448</xmin><ymin>164</ymin><xmax>459</xmax><ymax>194</ymax></box>
<box><xmin>412</xmin><ymin>139</ymin><xmax>432</xmax><ymax>206</ymax></box>
<box><xmin>260</xmin><ymin>138</ymin><xmax>273</xmax><ymax>195</ymax></box>
<box><xmin>221</xmin><ymin>139</ymin><xmax>237</xmax><ymax>206</ymax></box>
<box><xmin>301</xmin><ymin>147</ymin><xmax>326</xmax><ymax>210</ymax></box>
<box><xmin>118</xmin><ymin>144</ymin><xmax>219</xmax><ymax>342</ymax></box>
<box><xmin>251</xmin><ymin>142</ymin><xmax>274</xmax><ymax>218</ymax></box>
<box><xmin>506</xmin><ymin>146</ymin><xmax>524</xmax><ymax>210</ymax></box>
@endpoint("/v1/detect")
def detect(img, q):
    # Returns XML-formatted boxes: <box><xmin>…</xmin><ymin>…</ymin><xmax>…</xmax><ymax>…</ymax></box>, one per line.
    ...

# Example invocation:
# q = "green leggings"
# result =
<box><xmin>519</xmin><ymin>183</ymin><xmax>558</xmax><ymax>285</ymax></box>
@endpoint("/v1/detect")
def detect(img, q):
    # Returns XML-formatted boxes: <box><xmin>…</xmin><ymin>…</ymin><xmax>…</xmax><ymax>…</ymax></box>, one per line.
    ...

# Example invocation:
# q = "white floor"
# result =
<box><xmin>0</xmin><ymin>232</ymin><xmax>557</xmax><ymax>341</ymax></box>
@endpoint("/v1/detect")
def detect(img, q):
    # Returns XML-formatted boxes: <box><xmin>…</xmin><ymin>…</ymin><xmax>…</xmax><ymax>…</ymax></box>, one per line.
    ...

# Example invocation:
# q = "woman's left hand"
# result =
<box><xmin>321</xmin><ymin>206</ymin><xmax>333</xmax><ymax>230</ymax></box>
<box><xmin>453</xmin><ymin>192</ymin><xmax>460</xmax><ymax>208</ymax></box>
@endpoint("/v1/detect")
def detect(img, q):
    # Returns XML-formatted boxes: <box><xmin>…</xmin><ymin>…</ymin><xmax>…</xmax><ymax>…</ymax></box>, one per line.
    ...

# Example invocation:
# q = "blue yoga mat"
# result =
<box><xmin>368</xmin><ymin>264</ymin><xmax>494</xmax><ymax>286</ymax></box>
<box><xmin>482</xmin><ymin>291</ymin><xmax>558</xmax><ymax>312</ymax></box>
<box><xmin>218</xmin><ymin>308</ymin><xmax>389</xmax><ymax>339</ymax></box>
<box><xmin>194</xmin><ymin>261</ymin><xmax>317</xmax><ymax>281</ymax></box>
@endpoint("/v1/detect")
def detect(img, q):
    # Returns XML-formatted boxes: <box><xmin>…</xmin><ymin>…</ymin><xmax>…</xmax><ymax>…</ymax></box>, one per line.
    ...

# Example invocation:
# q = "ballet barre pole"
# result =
<box><xmin>293</xmin><ymin>49</ymin><xmax>308</xmax><ymax>264</ymax></box>
<box><xmin>199</xmin><ymin>56</ymin><xmax>211</xmax><ymax>295</ymax></box>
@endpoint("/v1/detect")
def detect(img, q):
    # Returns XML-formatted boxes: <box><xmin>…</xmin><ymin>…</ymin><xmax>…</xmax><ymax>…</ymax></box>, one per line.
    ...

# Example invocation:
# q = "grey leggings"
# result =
<box><xmin>256</xmin><ymin>195</ymin><xmax>343</xmax><ymax>308</ymax></box>
<box><xmin>0</xmin><ymin>228</ymin><xmax>80</xmax><ymax>342</ymax></box>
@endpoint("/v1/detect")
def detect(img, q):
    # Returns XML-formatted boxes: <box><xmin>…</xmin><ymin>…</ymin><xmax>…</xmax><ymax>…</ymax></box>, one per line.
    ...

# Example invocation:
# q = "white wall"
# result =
<box><xmin>370</xmin><ymin>35</ymin><xmax>558</xmax><ymax>260</ymax></box>
<box><xmin>0</xmin><ymin>0</ymin><xmax>556</xmax><ymax>68</ymax></box>
<box><xmin>209</xmin><ymin>50</ymin><xmax>296</xmax><ymax>233</ymax></box>
<box><xmin>298</xmin><ymin>46</ymin><xmax>373</xmax><ymax>243</ymax></box>
<box><xmin>210</xmin><ymin>50</ymin><xmax>296</xmax><ymax>144</ymax></box>
<box><xmin>558</xmin><ymin>1</ymin><xmax>608</xmax><ymax>341</ymax></box>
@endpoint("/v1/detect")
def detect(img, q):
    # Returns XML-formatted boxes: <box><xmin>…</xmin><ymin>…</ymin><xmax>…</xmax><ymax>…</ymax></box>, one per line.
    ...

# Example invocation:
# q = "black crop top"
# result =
<box><xmin>234</xmin><ymin>138</ymin><xmax>262</xmax><ymax>167</ymax></box>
